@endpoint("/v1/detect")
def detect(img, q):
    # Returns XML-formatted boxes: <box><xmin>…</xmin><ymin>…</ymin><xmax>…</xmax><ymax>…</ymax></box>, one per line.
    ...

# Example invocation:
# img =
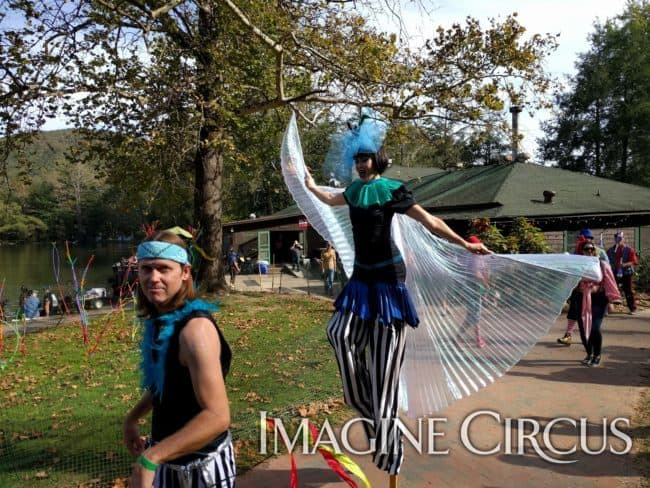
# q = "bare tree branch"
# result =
<box><xmin>93</xmin><ymin>0</ymin><xmax>151</xmax><ymax>32</ymax></box>
<box><xmin>221</xmin><ymin>0</ymin><xmax>283</xmax><ymax>53</ymax></box>
<box><xmin>292</xmin><ymin>106</ymin><xmax>326</xmax><ymax>126</ymax></box>
<box><xmin>240</xmin><ymin>92</ymin><xmax>394</xmax><ymax>114</ymax></box>
<box><xmin>151</xmin><ymin>0</ymin><xmax>189</xmax><ymax>18</ymax></box>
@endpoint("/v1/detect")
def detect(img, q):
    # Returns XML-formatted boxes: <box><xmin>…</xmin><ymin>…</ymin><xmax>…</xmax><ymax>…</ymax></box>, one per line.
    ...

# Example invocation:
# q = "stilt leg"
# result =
<box><xmin>389</xmin><ymin>474</ymin><xmax>398</xmax><ymax>488</ymax></box>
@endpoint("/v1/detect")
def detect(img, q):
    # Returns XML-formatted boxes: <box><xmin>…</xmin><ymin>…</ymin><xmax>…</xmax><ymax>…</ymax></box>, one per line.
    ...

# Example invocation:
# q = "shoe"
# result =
<box><xmin>581</xmin><ymin>355</ymin><xmax>592</xmax><ymax>365</ymax></box>
<box><xmin>557</xmin><ymin>334</ymin><xmax>572</xmax><ymax>346</ymax></box>
<box><xmin>629</xmin><ymin>310</ymin><xmax>636</xmax><ymax>315</ymax></box>
<box><xmin>588</xmin><ymin>356</ymin><xmax>601</xmax><ymax>367</ymax></box>
<box><xmin>476</xmin><ymin>336</ymin><xmax>486</xmax><ymax>348</ymax></box>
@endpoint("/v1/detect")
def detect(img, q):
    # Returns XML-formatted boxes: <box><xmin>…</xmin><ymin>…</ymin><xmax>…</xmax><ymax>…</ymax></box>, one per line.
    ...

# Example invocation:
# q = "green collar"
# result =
<box><xmin>344</xmin><ymin>177</ymin><xmax>403</xmax><ymax>208</ymax></box>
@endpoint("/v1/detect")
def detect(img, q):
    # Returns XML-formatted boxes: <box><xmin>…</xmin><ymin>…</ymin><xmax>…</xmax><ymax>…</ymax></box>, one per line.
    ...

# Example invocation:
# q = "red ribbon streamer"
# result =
<box><xmin>265</xmin><ymin>418</ymin><xmax>360</xmax><ymax>488</ymax></box>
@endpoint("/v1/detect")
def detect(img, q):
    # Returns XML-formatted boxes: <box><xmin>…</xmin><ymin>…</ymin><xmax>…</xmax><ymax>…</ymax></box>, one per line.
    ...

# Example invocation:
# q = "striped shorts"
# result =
<box><xmin>151</xmin><ymin>432</ymin><xmax>236</xmax><ymax>487</ymax></box>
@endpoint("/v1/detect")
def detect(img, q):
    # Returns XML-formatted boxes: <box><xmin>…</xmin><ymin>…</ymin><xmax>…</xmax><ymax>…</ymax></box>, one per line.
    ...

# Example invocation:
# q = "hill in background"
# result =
<box><xmin>4</xmin><ymin>129</ymin><xmax>86</xmax><ymax>188</ymax></box>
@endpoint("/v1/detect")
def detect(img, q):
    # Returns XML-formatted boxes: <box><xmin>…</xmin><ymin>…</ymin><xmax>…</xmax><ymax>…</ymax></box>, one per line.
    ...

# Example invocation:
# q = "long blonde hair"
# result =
<box><xmin>136</xmin><ymin>231</ymin><xmax>196</xmax><ymax>318</ymax></box>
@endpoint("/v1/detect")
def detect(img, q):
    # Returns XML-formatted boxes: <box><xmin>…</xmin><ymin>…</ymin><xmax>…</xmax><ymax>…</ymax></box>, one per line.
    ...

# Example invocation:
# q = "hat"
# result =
<box><xmin>467</xmin><ymin>235</ymin><xmax>482</xmax><ymax>244</ymax></box>
<box><xmin>579</xmin><ymin>229</ymin><xmax>593</xmax><ymax>239</ymax></box>
<box><xmin>323</xmin><ymin>108</ymin><xmax>388</xmax><ymax>184</ymax></box>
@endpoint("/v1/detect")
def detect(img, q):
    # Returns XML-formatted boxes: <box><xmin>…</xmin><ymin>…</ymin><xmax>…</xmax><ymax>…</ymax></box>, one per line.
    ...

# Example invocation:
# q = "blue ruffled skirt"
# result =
<box><xmin>334</xmin><ymin>279</ymin><xmax>419</xmax><ymax>328</ymax></box>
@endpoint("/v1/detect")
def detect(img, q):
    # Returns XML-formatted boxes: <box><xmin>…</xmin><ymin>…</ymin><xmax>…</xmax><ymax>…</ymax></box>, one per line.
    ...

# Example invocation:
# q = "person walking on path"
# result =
<box><xmin>459</xmin><ymin>235</ymin><xmax>489</xmax><ymax>348</ymax></box>
<box><xmin>225</xmin><ymin>245</ymin><xmax>240</xmax><ymax>289</ymax></box>
<box><xmin>304</xmin><ymin>119</ymin><xmax>489</xmax><ymax>485</ymax></box>
<box><xmin>290</xmin><ymin>240</ymin><xmax>303</xmax><ymax>271</ymax></box>
<box><xmin>576</xmin><ymin>240</ymin><xmax>621</xmax><ymax>367</ymax></box>
<box><xmin>123</xmin><ymin>231</ymin><xmax>235</xmax><ymax>487</ymax></box>
<box><xmin>557</xmin><ymin>229</ymin><xmax>610</xmax><ymax>345</ymax></box>
<box><xmin>320</xmin><ymin>242</ymin><xmax>337</xmax><ymax>297</ymax></box>
<box><xmin>607</xmin><ymin>231</ymin><xmax>638</xmax><ymax>314</ymax></box>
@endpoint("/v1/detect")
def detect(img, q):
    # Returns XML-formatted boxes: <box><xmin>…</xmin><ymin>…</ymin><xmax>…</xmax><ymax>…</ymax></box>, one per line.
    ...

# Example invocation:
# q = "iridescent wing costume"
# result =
<box><xmin>281</xmin><ymin>114</ymin><xmax>601</xmax><ymax>419</ymax></box>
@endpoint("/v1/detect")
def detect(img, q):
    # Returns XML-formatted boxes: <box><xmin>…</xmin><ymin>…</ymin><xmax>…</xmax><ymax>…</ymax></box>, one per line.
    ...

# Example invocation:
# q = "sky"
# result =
<box><xmin>384</xmin><ymin>0</ymin><xmax>630</xmax><ymax>158</ymax></box>
<box><xmin>39</xmin><ymin>0</ymin><xmax>629</xmax><ymax>158</ymax></box>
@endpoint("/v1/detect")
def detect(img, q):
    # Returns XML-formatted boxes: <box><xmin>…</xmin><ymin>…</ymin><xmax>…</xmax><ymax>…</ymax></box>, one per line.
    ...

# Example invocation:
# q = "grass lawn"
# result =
<box><xmin>0</xmin><ymin>293</ymin><xmax>344</xmax><ymax>487</ymax></box>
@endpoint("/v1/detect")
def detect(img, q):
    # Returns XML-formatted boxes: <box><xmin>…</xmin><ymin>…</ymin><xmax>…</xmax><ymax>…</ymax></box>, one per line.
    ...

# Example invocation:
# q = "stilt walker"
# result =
<box><xmin>299</xmin><ymin>110</ymin><xmax>487</xmax><ymax>483</ymax></box>
<box><xmin>281</xmin><ymin>110</ymin><xmax>601</xmax><ymax>485</ymax></box>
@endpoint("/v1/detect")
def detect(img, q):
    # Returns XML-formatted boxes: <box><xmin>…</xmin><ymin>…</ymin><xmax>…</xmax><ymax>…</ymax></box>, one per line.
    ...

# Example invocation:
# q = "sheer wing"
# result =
<box><xmin>281</xmin><ymin>113</ymin><xmax>354</xmax><ymax>277</ymax></box>
<box><xmin>281</xmin><ymin>113</ymin><xmax>602</xmax><ymax>418</ymax></box>
<box><xmin>392</xmin><ymin>215</ymin><xmax>600</xmax><ymax>417</ymax></box>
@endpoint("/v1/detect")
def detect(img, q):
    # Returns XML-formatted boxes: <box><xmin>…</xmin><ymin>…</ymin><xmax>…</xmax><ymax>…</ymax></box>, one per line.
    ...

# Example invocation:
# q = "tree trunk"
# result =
<box><xmin>194</xmin><ymin>1</ymin><xmax>225</xmax><ymax>292</ymax></box>
<box><xmin>594</xmin><ymin>100</ymin><xmax>601</xmax><ymax>176</ymax></box>
<box><xmin>194</xmin><ymin>127</ymin><xmax>225</xmax><ymax>292</ymax></box>
<box><xmin>620</xmin><ymin>134</ymin><xmax>629</xmax><ymax>180</ymax></box>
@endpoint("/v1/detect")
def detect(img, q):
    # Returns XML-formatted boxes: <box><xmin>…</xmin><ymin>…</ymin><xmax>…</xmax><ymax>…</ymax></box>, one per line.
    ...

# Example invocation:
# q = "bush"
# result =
<box><xmin>468</xmin><ymin>217</ymin><xmax>550</xmax><ymax>254</ymax></box>
<box><xmin>506</xmin><ymin>217</ymin><xmax>551</xmax><ymax>254</ymax></box>
<box><xmin>636</xmin><ymin>253</ymin><xmax>650</xmax><ymax>292</ymax></box>
<box><xmin>468</xmin><ymin>218</ymin><xmax>509</xmax><ymax>253</ymax></box>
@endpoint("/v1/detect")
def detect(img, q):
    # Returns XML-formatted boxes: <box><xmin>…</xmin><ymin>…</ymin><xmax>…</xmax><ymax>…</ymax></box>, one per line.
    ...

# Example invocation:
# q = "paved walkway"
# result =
<box><xmin>235</xmin><ymin>273</ymin><xmax>649</xmax><ymax>488</ymax></box>
<box><xmin>230</xmin><ymin>266</ymin><xmax>340</xmax><ymax>299</ymax></box>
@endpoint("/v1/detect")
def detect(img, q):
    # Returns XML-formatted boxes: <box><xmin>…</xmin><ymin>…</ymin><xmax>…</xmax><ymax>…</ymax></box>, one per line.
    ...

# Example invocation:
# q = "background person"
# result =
<box><xmin>225</xmin><ymin>245</ymin><xmax>240</xmax><ymax>289</ymax></box>
<box><xmin>459</xmin><ymin>235</ymin><xmax>489</xmax><ymax>348</ymax></box>
<box><xmin>43</xmin><ymin>287</ymin><xmax>58</xmax><ymax>317</ymax></box>
<box><xmin>574</xmin><ymin>229</ymin><xmax>608</xmax><ymax>262</ymax></box>
<box><xmin>123</xmin><ymin>231</ymin><xmax>235</xmax><ymax>487</ymax></box>
<box><xmin>576</xmin><ymin>241</ymin><xmax>621</xmax><ymax>367</ymax></box>
<box><xmin>290</xmin><ymin>240</ymin><xmax>303</xmax><ymax>271</ymax></box>
<box><xmin>320</xmin><ymin>242</ymin><xmax>337</xmax><ymax>297</ymax></box>
<box><xmin>18</xmin><ymin>285</ymin><xmax>28</xmax><ymax>317</ymax></box>
<box><xmin>557</xmin><ymin>229</ymin><xmax>609</xmax><ymax>346</ymax></box>
<box><xmin>24</xmin><ymin>290</ymin><xmax>40</xmax><ymax>320</ymax></box>
<box><xmin>606</xmin><ymin>232</ymin><xmax>638</xmax><ymax>314</ymax></box>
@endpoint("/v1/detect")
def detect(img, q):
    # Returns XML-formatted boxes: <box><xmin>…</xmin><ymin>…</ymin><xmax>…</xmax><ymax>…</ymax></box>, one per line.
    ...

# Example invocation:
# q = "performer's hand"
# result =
<box><xmin>304</xmin><ymin>171</ymin><xmax>316</xmax><ymax>190</ymax></box>
<box><xmin>123</xmin><ymin>420</ymin><xmax>145</xmax><ymax>456</ymax></box>
<box><xmin>466</xmin><ymin>241</ymin><xmax>491</xmax><ymax>255</ymax></box>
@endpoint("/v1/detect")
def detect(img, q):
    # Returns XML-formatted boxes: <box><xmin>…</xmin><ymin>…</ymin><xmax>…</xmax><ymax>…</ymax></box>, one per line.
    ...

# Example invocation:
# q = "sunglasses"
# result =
<box><xmin>583</xmin><ymin>247</ymin><xmax>595</xmax><ymax>252</ymax></box>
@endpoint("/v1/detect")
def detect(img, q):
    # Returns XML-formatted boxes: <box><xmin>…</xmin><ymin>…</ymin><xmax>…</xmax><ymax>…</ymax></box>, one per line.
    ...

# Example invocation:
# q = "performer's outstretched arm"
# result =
<box><xmin>406</xmin><ymin>204</ymin><xmax>490</xmax><ymax>254</ymax></box>
<box><xmin>304</xmin><ymin>172</ymin><xmax>346</xmax><ymax>206</ymax></box>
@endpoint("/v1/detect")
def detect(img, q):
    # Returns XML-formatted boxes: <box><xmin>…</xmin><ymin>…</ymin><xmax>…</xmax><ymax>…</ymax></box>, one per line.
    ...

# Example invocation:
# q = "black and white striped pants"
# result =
<box><xmin>327</xmin><ymin>310</ymin><xmax>407</xmax><ymax>475</ymax></box>
<box><xmin>151</xmin><ymin>432</ymin><xmax>236</xmax><ymax>487</ymax></box>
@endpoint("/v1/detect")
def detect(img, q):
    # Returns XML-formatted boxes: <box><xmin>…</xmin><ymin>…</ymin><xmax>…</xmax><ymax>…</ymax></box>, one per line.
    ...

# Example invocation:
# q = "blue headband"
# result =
<box><xmin>136</xmin><ymin>241</ymin><xmax>190</xmax><ymax>265</ymax></box>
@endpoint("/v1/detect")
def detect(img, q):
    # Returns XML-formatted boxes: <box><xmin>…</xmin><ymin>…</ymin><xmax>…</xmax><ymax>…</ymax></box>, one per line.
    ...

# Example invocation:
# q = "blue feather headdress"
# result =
<box><xmin>323</xmin><ymin>108</ymin><xmax>389</xmax><ymax>185</ymax></box>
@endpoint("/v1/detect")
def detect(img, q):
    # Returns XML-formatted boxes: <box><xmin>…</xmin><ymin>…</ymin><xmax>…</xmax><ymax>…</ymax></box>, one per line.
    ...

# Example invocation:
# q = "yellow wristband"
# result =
<box><xmin>138</xmin><ymin>454</ymin><xmax>158</xmax><ymax>471</ymax></box>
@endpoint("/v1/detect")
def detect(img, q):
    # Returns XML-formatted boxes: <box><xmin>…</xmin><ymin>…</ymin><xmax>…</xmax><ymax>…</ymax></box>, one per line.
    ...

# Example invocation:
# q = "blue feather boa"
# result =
<box><xmin>140</xmin><ymin>299</ymin><xmax>218</xmax><ymax>399</ymax></box>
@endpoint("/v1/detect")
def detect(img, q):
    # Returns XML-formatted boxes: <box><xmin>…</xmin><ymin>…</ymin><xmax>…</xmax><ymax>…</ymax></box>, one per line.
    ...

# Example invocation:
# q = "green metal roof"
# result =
<box><xmin>383</xmin><ymin>164</ymin><xmax>443</xmax><ymax>182</ymax></box>
<box><xmin>407</xmin><ymin>163</ymin><xmax>650</xmax><ymax>220</ymax></box>
<box><xmin>227</xmin><ymin>163</ymin><xmax>650</xmax><ymax>227</ymax></box>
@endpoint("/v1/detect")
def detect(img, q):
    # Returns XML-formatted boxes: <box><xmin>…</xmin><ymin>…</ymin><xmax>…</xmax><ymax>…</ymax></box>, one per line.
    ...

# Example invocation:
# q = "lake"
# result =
<box><xmin>0</xmin><ymin>242</ymin><xmax>134</xmax><ymax>312</ymax></box>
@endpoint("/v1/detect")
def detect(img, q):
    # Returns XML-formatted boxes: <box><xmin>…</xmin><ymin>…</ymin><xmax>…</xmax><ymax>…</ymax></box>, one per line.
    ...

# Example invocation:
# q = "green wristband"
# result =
<box><xmin>138</xmin><ymin>454</ymin><xmax>158</xmax><ymax>471</ymax></box>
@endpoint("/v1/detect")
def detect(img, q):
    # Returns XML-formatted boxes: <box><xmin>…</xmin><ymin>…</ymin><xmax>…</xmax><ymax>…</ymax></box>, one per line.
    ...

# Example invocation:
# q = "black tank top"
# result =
<box><xmin>151</xmin><ymin>310</ymin><xmax>232</xmax><ymax>443</ymax></box>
